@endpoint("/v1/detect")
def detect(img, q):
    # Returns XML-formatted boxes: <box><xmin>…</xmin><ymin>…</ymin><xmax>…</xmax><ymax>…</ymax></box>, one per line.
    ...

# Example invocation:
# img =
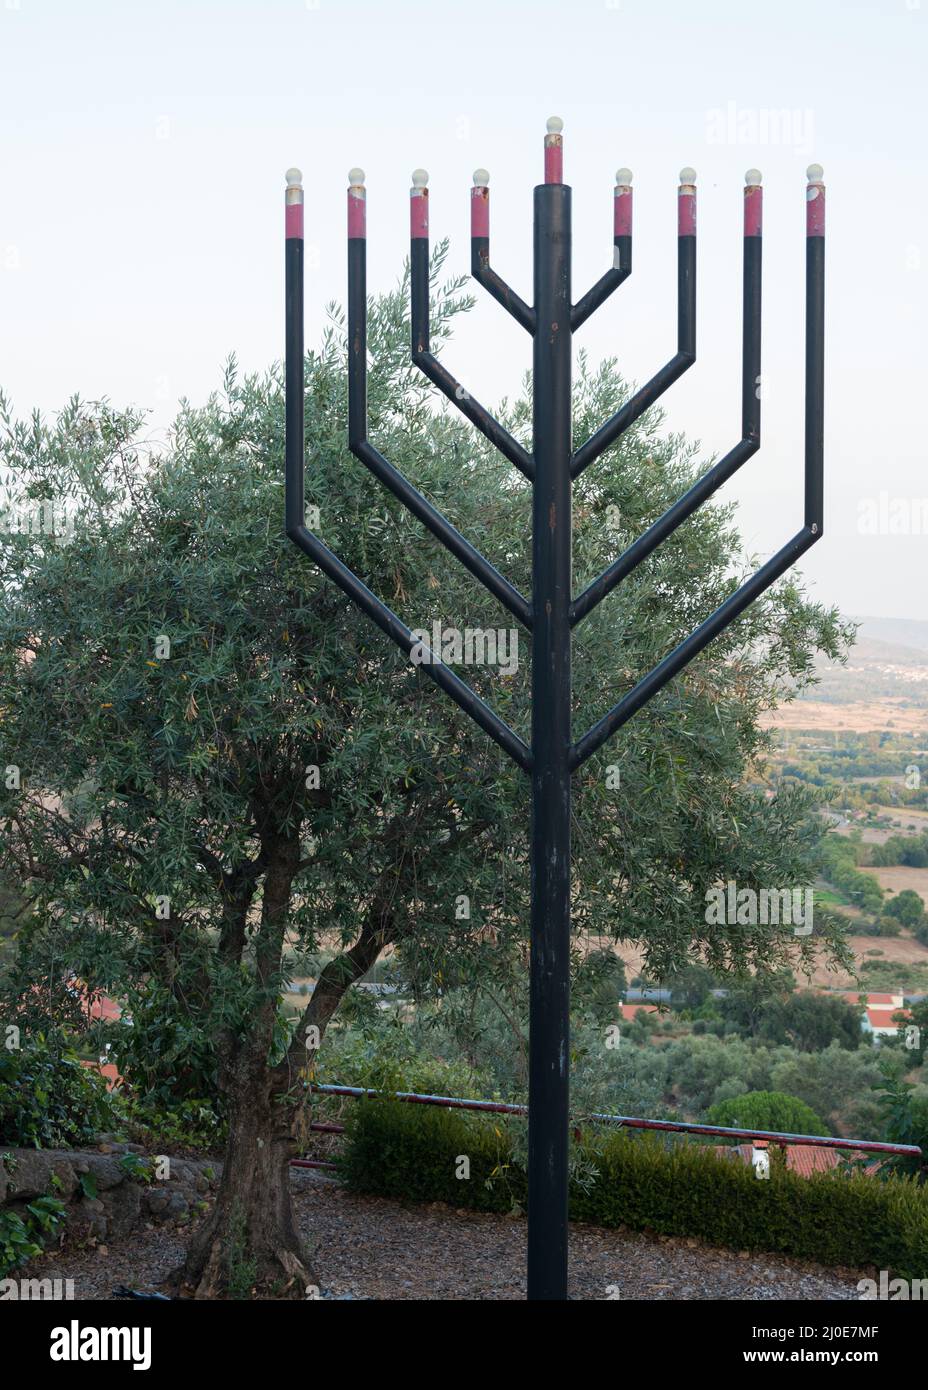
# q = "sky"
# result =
<box><xmin>1</xmin><ymin>0</ymin><xmax>926</xmax><ymax>621</ymax></box>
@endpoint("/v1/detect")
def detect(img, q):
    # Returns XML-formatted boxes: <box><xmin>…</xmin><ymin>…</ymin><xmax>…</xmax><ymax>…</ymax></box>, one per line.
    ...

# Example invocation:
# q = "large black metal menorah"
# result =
<box><xmin>283</xmin><ymin>117</ymin><xmax>826</xmax><ymax>1301</ymax></box>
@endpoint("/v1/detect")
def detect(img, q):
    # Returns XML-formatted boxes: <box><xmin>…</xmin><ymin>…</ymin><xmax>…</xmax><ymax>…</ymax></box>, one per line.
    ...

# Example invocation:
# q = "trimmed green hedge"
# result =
<box><xmin>338</xmin><ymin>1098</ymin><xmax>928</xmax><ymax>1279</ymax></box>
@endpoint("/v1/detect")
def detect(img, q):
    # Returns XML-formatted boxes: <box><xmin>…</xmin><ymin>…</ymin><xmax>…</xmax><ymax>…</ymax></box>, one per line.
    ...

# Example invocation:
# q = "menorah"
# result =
<box><xmin>283</xmin><ymin>118</ymin><xmax>825</xmax><ymax>1301</ymax></box>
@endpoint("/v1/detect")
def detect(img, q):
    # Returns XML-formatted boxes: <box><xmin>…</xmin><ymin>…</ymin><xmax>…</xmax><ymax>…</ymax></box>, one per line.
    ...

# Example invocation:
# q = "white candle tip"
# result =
<box><xmin>411</xmin><ymin>168</ymin><xmax>429</xmax><ymax>189</ymax></box>
<box><xmin>745</xmin><ymin>168</ymin><xmax>763</xmax><ymax>186</ymax></box>
<box><xmin>679</xmin><ymin>167</ymin><xmax>697</xmax><ymax>185</ymax></box>
<box><xmin>546</xmin><ymin>116</ymin><xmax>564</xmax><ymax>134</ymax></box>
<box><xmin>473</xmin><ymin>168</ymin><xmax>490</xmax><ymax>187</ymax></box>
<box><xmin>348</xmin><ymin>167</ymin><xmax>365</xmax><ymax>186</ymax></box>
<box><xmin>615</xmin><ymin>168</ymin><xmax>633</xmax><ymax>186</ymax></box>
<box><xmin>285</xmin><ymin>168</ymin><xmax>303</xmax><ymax>187</ymax></box>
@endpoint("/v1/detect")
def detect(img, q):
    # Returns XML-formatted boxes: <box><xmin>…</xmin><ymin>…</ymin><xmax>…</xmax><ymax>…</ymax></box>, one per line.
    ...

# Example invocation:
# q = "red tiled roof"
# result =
<box><xmin>866</xmin><ymin>1007</ymin><xmax>911</xmax><ymax>1029</ymax></box>
<box><xmin>619</xmin><ymin>1004</ymin><xmax>660</xmax><ymax>1022</ymax></box>
<box><xmin>715</xmin><ymin>1143</ymin><xmax>881</xmax><ymax>1178</ymax></box>
<box><xmin>84</xmin><ymin>992</ymin><xmax>121</xmax><ymax>1023</ymax></box>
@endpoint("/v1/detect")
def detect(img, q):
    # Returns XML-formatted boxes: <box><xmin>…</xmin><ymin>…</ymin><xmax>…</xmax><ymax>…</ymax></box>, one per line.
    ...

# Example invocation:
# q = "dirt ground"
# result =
<box><xmin>861</xmin><ymin>865</ymin><xmax>928</xmax><ymax>899</ymax></box>
<box><xmin>25</xmin><ymin>1170</ymin><xmax>865</xmax><ymax>1302</ymax></box>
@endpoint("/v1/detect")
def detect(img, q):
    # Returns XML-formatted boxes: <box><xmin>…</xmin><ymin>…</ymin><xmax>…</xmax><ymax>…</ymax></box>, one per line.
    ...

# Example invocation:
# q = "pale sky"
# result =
<box><xmin>1</xmin><ymin>0</ymin><xmax>926</xmax><ymax>620</ymax></box>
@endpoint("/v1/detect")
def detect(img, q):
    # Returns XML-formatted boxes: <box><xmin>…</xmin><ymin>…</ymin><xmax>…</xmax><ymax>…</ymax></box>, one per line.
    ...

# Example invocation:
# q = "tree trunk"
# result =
<box><xmin>176</xmin><ymin>1053</ymin><xmax>312</xmax><ymax>1300</ymax></box>
<box><xmin>176</xmin><ymin>854</ymin><xmax>398</xmax><ymax>1299</ymax></box>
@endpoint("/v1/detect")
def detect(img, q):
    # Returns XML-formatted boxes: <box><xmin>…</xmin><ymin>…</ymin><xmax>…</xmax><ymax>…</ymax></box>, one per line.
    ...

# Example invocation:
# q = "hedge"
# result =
<box><xmin>338</xmin><ymin>1098</ymin><xmax>928</xmax><ymax>1279</ymax></box>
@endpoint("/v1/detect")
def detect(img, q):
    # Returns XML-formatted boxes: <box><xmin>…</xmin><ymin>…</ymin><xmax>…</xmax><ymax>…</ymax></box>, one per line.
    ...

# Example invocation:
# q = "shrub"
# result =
<box><xmin>0</xmin><ymin>1039</ymin><xmax>115</xmax><ymax>1149</ymax></box>
<box><xmin>338</xmin><ymin>1098</ymin><xmax>521</xmax><ymax>1213</ymax></box>
<box><xmin>121</xmin><ymin>1097</ymin><xmax>225</xmax><ymax>1153</ymax></box>
<box><xmin>339</xmin><ymin>1098</ymin><xmax>928</xmax><ymax>1279</ymax></box>
<box><xmin>0</xmin><ymin>1196</ymin><xmax>67</xmax><ymax>1276</ymax></box>
<box><xmin>705</xmin><ymin>1090</ymin><xmax>829</xmax><ymax>1136</ymax></box>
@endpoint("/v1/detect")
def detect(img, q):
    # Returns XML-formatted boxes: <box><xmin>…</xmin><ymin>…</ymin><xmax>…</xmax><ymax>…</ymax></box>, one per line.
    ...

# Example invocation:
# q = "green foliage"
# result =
<box><xmin>117</xmin><ymin>1151</ymin><xmax>153</xmax><ymax>1183</ymax></box>
<box><xmin>340</xmin><ymin>1098</ymin><xmax>928</xmax><ymax>1278</ymax></box>
<box><xmin>121</xmin><ymin>1097</ymin><xmax>225</xmax><ymax>1153</ymax></box>
<box><xmin>666</xmin><ymin>963</ymin><xmax>719</xmax><ymax>1012</ymax></box>
<box><xmin>111</xmin><ymin>991</ymin><xmax>220</xmax><ymax>1107</ymax></box>
<box><xmin>884</xmin><ymin>889</ymin><xmax>927</xmax><ymax>928</ymax></box>
<box><xmin>77</xmin><ymin>1170</ymin><xmax>98</xmax><ymax>1200</ymax></box>
<box><xmin>339</xmin><ymin>1098</ymin><xmax>519</xmax><ymax>1212</ymax></box>
<box><xmin>715</xmin><ymin>977</ymin><xmax>870</xmax><ymax>1052</ymax></box>
<box><xmin>0</xmin><ymin>1039</ymin><xmax>115</xmax><ymax>1149</ymax></box>
<box><xmin>608</xmin><ymin>1032</ymin><xmax>883</xmax><ymax>1135</ymax></box>
<box><xmin>868</xmin><ymin>1065</ymin><xmax>928</xmax><ymax>1182</ymax></box>
<box><xmin>756</xmin><ymin>991</ymin><xmax>863</xmax><ymax>1052</ymax></box>
<box><xmin>871</xmin><ymin>833</ymin><xmax>928</xmax><ymax>870</ymax></box>
<box><xmin>0</xmin><ymin>877</ymin><xmax>30</xmax><ymax>940</ymax></box>
<box><xmin>820</xmin><ymin>835</ymin><xmax>885</xmax><ymax>913</ymax></box>
<box><xmin>0</xmin><ymin>1196</ymin><xmax>66</xmax><ymax>1276</ymax></box>
<box><xmin>705</xmin><ymin>1090</ymin><xmax>829</xmax><ymax>1136</ymax></box>
<box><xmin>318</xmin><ymin>1021</ymin><xmax>491</xmax><ymax>1100</ymax></box>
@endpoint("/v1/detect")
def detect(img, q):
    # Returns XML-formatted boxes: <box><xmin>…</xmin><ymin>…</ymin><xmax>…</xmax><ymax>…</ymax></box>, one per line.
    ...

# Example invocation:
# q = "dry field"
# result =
<box><xmin>760</xmin><ymin>701</ymin><xmax>928</xmax><ymax>735</ymax></box>
<box><xmin>834</xmin><ymin>805</ymin><xmax>928</xmax><ymax>845</ymax></box>
<box><xmin>861</xmin><ymin>864</ymin><xmax>928</xmax><ymax>898</ymax></box>
<box><xmin>605</xmin><ymin>931</ymin><xmax>928</xmax><ymax>993</ymax></box>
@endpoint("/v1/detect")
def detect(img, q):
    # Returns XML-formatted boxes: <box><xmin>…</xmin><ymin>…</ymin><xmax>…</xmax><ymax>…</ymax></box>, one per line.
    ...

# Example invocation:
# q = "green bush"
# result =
<box><xmin>0</xmin><ymin>1195</ymin><xmax>67</xmax><ymax>1276</ymax></box>
<box><xmin>339</xmin><ymin>1098</ymin><xmax>928</xmax><ymax>1279</ymax></box>
<box><xmin>121</xmin><ymin>1097</ymin><xmax>225</xmax><ymax>1153</ymax></box>
<box><xmin>338</xmin><ymin>1098</ymin><xmax>521</xmax><ymax>1212</ymax></box>
<box><xmin>705</xmin><ymin>1090</ymin><xmax>829</xmax><ymax>1136</ymax></box>
<box><xmin>0</xmin><ymin>1039</ymin><xmax>116</xmax><ymax>1148</ymax></box>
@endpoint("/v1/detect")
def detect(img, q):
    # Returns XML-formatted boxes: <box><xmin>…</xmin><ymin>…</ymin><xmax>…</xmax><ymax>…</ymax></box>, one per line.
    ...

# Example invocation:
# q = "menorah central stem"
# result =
<box><xmin>528</xmin><ymin>181</ymin><xmax>573</xmax><ymax>1302</ymax></box>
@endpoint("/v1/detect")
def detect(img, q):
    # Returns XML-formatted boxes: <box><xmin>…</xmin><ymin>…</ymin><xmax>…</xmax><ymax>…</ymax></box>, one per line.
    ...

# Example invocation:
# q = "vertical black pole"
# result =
<box><xmin>528</xmin><ymin>178</ymin><xmax>572</xmax><ymax>1301</ymax></box>
<box><xmin>805</xmin><ymin>168</ymin><xmax>825</xmax><ymax>536</ymax></box>
<box><xmin>285</xmin><ymin>171</ymin><xmax>305</xmax><ymax>537</ymax></box>
<box><xmin>742</xmin><ymin>179</ymin><xmax>763</xmax><ymax>444</ymax></box>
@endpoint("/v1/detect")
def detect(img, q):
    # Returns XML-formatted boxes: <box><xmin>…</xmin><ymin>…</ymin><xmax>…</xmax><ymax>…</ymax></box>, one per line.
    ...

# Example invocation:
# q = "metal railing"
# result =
<box><xmin>290</xmin><ymin>1083</ymin><xmax>922</xmax><ymax>1171</ymax></box>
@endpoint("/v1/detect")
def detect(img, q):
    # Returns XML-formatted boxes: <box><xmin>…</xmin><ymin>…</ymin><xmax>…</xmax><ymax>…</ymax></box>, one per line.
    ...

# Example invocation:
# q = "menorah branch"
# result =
<box><xmin>572</xmin><ymin>165</ymin><xmax>825</xmax><ymax>767</ymax></box>
<box><xmin>570</xmin><ymin>169</ymin><xmax>697</xmax><ymax>478</ymax></box>
<box><xmin>571</xmin><ymin>172</ymin><xmax>764</xmax><ymax>627</ymax></box>
<box><xmin>284</xmin><ymin>170</ymin><xmax>531</xmax><ymax>772</ymax></box>
<box><xmin>410</xmin><ymin>172</ymin><xmax>534</xmax><ymax>480</ymax></box>
<box><xmin>471</xmin><ymin>171</ymin><xmax>536</xmax><ymax>333</ymax></box>
<box><xmin>570</xmin><ymin>168</ymin><xmax>633</xmax><ymax>331</ymax></box>
<box><xmin>344</xmin><ymin>174</ymin><xmax>531</xmax><ymax>627</ymax></box>
<box><xmin>288</xmin><ymin>523</ymin><xmax>532</xmax><ymax>771</ymax></box>
<box><xmin>570</xmin><ymin>525</ymin><xmax>818</xmax><ymax>770</ymax></box>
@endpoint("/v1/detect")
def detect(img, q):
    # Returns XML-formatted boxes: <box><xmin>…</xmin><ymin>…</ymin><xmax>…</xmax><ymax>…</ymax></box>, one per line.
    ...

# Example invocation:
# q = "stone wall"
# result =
<box><xmin>1</xmin><ymin>1140</ymin><xmax>219</xmax><ymax>1246</ymax></box>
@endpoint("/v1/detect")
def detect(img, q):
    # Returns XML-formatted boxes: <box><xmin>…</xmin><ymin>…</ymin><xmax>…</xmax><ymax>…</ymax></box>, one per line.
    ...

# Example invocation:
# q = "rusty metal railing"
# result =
<box><xmin>290</xmin><ymin>1083</ymin><xmax>923</xmax><ymax>1172</ymax></box>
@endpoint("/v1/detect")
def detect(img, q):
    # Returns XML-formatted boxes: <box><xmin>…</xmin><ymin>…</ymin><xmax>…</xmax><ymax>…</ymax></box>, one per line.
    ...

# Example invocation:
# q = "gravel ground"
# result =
<box><xmin>26</xmin><ymin>1168</ymin><xmax>865</xmax><ymax>1301</ymax></box>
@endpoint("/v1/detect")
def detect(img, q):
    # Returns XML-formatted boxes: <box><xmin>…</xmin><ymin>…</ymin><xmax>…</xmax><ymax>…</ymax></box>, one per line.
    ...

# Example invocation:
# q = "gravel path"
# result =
<box><xmin>25</xmin><ymin>1169</ymin><xmax>864</xmax><ymax>1301</ymax></box>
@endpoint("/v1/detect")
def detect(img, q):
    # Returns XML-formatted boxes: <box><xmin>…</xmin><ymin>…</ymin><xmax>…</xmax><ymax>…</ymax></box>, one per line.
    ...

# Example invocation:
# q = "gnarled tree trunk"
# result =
<box><xmin>176</xmin><ymin>848</ymin><xmax>399</xmax><ymax>1298</ymax></box>
<box><xmin>176</xmin><ymin>1049</ymin><xmax>312</xmax><ymax>1299</ymax></box>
